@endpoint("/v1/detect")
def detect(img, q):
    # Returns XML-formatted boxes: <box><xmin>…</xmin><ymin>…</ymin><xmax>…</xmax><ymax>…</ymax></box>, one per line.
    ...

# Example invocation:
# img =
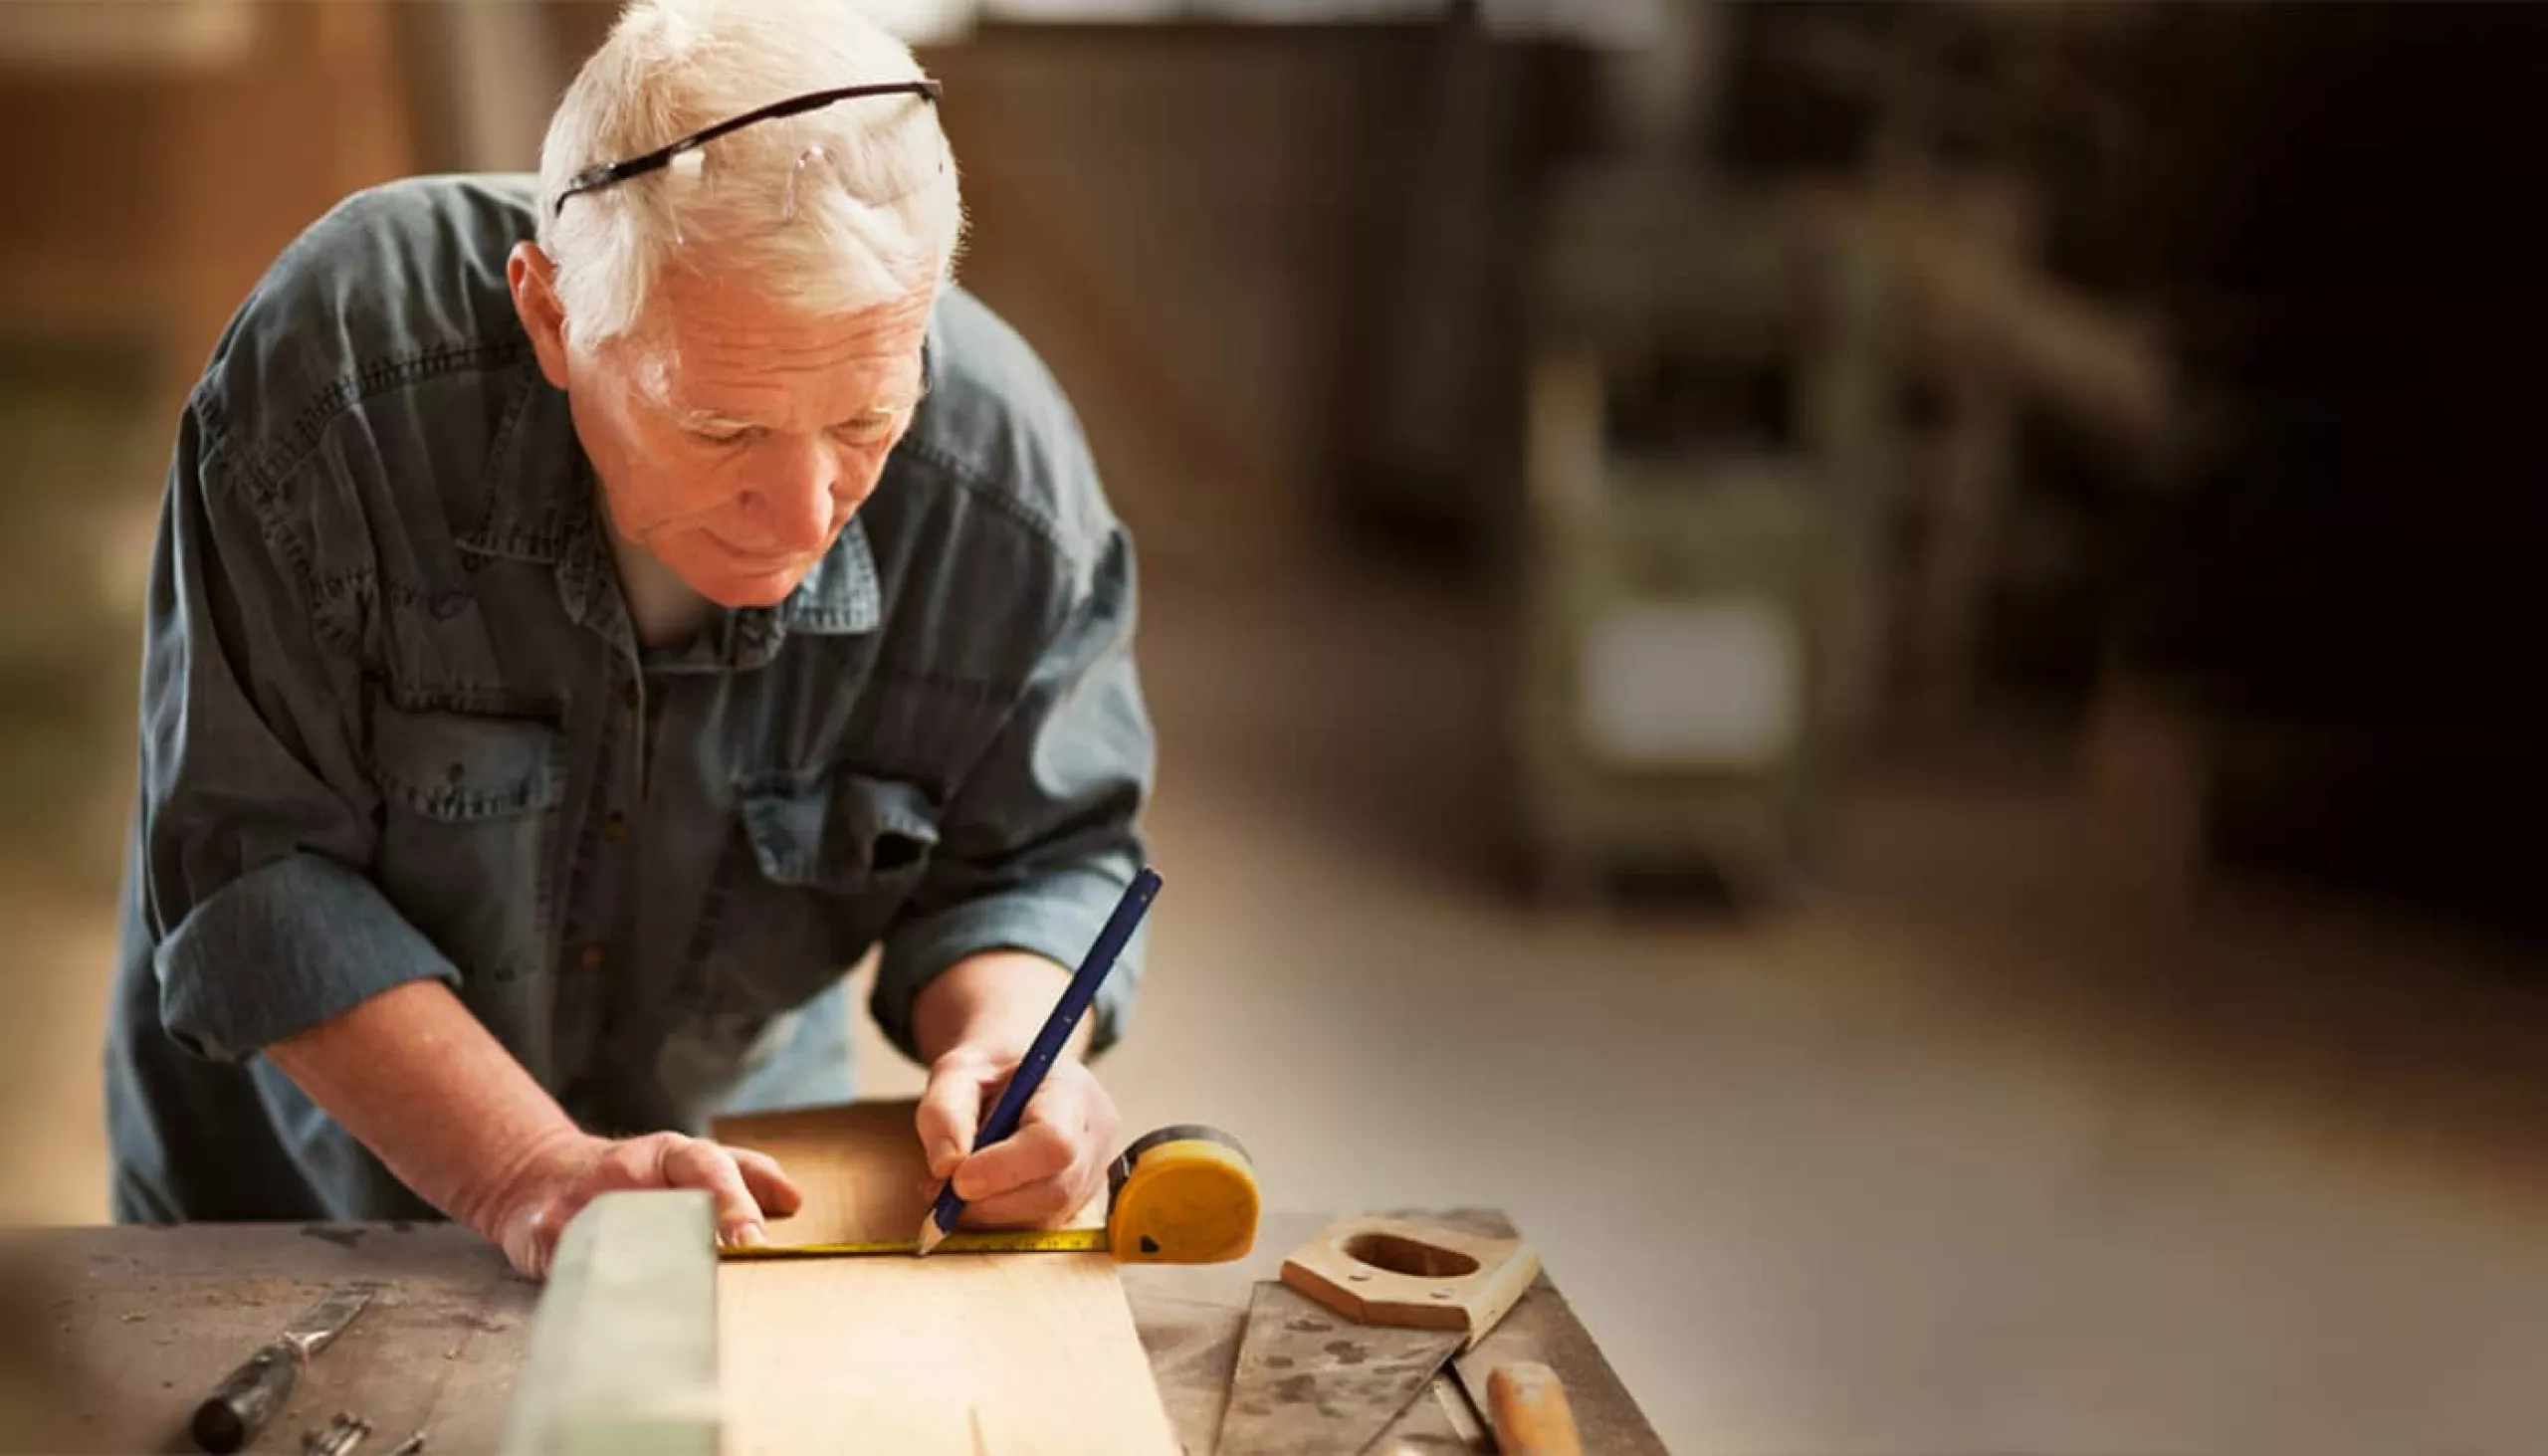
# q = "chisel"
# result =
<box><xmin>189</xmin><ymin>1284</ymin><xmax>377</xmax><ymax>1453</ymax></box>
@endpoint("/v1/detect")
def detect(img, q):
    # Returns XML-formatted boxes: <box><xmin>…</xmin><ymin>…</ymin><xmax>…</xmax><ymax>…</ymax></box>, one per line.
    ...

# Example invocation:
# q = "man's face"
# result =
<box><xmin>547</xmin><ymin>264</ymin><xmax>932</xmax><ymax>608</ymax></box>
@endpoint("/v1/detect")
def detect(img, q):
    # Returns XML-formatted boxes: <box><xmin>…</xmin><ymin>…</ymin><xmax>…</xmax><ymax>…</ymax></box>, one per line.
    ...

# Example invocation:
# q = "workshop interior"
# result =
<box><xmin>4</xmin><ymin>1</ymin><xmax>2547</xmax><ymax>1452</ymax></box>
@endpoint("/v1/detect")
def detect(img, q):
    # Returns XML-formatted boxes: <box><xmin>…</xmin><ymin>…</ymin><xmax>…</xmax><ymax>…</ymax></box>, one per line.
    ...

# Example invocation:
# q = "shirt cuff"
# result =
<box><xmin>154</xmin><ymin>851</ymin><xmax>460</xmax><ymax>1062</ymax></box>
<box><xmin>873</xmin><ymin>870</ymin><xmax>1149</xmax><ymax>1064</ymax></box>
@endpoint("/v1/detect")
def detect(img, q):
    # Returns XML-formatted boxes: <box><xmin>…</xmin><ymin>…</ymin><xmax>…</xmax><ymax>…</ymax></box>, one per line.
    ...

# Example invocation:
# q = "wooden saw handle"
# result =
<box><xmin>1486</xmin><ymin>1361</ymin><xmax>1583</xmax><ymax>1456</ymax></box>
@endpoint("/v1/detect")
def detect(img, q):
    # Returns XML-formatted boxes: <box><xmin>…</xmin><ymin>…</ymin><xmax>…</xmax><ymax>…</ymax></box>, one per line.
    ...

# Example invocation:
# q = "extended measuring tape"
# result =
<box><xmin>731</xmin><ymin>1124</ymin><xmax>1259</xmax><ymax>1265</ymax></box>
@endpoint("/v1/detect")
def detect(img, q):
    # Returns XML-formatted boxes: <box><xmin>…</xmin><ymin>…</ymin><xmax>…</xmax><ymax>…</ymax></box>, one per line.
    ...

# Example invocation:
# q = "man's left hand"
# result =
<box><xmin>915</xmin><ymin>1047</ymin><xmax>1121</xmax><ymax>1227</ymax></box>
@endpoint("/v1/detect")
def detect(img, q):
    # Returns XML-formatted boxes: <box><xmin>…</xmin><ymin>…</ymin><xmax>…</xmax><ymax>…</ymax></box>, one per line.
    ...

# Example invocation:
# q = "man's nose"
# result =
<box><xmin>741</xmin><ymin>438</ymin><xmax>837</xmax><ymax>551</ymax></box>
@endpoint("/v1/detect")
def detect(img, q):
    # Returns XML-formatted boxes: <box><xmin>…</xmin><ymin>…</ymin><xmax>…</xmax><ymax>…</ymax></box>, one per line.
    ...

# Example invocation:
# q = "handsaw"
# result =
<box><xmin>1214</xmin><ymin>1217</ymin><xmax>1539</xmax><ymax>1456</ymax></box>
<box><xmin>1217</xmin><ymin>1281</ymin><xmax>1463</xmax><ymax>1456</ymax></box>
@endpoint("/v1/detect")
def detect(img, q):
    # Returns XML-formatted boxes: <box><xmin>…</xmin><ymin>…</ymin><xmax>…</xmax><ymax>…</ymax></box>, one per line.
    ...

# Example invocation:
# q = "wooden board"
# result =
<box><xmin>710</xmin><ymin>1100</ymin><xmax>1175</xmax><ymax>1455</ymax></box>
<box><xmin>499</xmin><ymin>1191</ymin><xmax>719</xmax><ymax>1456</ymax></box>
<box><xmin>711</xmin><ymin>1100</ymin><xmax>1102</xmax><ymax>1251</ymax></box>
<box><xmin>718</xmin><ymin>1253</ymin><xmax>1175</xmax><ymax>1454</ymax></box>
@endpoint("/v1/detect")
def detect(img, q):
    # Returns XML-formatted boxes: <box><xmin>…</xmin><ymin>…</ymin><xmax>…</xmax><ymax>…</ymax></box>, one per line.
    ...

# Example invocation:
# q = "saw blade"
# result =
<box><xmin>1212</xmin><ymin>1281</ymin><xmax>1462</xmax><ymax>1456</ymax></box>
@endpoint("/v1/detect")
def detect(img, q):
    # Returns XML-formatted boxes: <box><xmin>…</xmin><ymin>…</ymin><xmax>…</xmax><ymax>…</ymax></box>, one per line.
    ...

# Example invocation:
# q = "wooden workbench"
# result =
<box><xmin>7</xmin><ymin>1211</ymin><xmax>1664</xmax><ymax>1454</ymax></box>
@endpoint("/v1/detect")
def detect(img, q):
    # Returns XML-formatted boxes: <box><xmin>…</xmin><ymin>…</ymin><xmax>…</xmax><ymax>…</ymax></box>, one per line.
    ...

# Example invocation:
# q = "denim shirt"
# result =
<box><xmin>105</xmin><ymin>174</ymin><xmax>1156</xmax><ymax>1223</ymax></box>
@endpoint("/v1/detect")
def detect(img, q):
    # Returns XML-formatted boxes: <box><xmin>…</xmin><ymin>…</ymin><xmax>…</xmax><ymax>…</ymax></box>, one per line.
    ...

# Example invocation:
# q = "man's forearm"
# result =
<box><xmin>911</xmin><ymin>950</ymin><xmax>1096</xmax><ymax>1064</ymax></box>
<box><xmin>261</xmin><ymin>978</ymin><xmax>582</xmax><ymax>1232</ymax></box>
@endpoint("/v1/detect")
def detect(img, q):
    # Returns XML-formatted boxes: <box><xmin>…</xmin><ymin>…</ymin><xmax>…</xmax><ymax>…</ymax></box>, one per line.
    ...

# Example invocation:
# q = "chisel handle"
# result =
<box><xmin>1486</xmin><ymin>1361</ymin><xmax>1583</xmax><ymax>1456</ymax></box>
<box><xmin>189</xmin><ymin>1341</ymin><xmax>300</xmax><ymax>1453</ymax></box>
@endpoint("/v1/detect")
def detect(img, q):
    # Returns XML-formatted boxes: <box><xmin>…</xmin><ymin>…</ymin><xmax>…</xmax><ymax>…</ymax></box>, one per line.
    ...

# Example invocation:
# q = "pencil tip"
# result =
<box><xmin>915</xmin><ymin>1218</ymin><xmax>947</xmax><ymax>1257</ymax></box>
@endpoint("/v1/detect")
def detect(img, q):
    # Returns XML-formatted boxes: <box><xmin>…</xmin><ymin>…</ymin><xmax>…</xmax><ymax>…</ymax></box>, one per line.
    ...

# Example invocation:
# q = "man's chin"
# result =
<box><xmin>688</xmin><ymin>560</ymin><xmax>813</xmax><ymax>609</ymax></box>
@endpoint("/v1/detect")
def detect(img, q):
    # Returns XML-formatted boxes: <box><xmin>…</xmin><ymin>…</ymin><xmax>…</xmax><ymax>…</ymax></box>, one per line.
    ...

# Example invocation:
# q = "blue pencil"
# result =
<box><xmin>915</xmin><ymin>866</ymin><xmax>1163</xmax><ymax>1255</ymax></box>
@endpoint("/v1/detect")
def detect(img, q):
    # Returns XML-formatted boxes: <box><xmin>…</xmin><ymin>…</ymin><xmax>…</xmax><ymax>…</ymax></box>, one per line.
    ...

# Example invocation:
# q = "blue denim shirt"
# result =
<box><xmin>106</xmin><ymin>174</ymin><xmax>1156</xmax><ymax>1223</ymax></box>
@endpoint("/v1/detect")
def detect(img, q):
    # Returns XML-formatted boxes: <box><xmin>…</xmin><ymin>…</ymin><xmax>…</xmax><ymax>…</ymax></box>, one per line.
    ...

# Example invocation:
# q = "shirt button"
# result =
<box><xmin>580</xmin><ymin>942</ymin><xmax>605</xmax><ymax>971</ymax></box>
<box><xmin>605</xmin><ymin>811</ymin><xmax>628</xmax><ymax>841</ymax></box>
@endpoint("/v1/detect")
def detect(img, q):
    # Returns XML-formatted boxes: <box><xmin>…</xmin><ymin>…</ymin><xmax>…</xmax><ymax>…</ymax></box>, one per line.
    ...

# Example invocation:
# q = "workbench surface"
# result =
<box><xmin>7</xmin><ymin>1210</ymin><xmax>1664</xmax><ymax>1454</ymax></box>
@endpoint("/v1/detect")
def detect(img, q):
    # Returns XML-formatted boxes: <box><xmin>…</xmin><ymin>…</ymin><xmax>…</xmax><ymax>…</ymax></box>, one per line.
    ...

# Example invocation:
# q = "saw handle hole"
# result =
<box><xmin>1342</xmin><ymin>1232</ymin><xmax>1479</xmax><ymax>1280</ymax></box>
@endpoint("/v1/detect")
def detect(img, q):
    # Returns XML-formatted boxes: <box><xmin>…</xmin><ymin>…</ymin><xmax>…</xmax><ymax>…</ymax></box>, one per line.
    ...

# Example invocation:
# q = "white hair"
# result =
<box><xmin>535</xmin><ymin>0</ymin><xmax>964</xmax><ymax>352</ymax></box>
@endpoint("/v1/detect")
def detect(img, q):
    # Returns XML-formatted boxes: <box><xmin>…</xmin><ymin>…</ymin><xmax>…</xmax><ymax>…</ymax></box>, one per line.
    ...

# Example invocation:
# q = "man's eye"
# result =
<box><xmin>832</xmin><ymin>415</ymin><xmax>898</xmax><ymax>445</ymax></box>
<box><xmin>695</xmin><ymin>426</ymin><xmax>755</xmax><ymax>447</ymax></box>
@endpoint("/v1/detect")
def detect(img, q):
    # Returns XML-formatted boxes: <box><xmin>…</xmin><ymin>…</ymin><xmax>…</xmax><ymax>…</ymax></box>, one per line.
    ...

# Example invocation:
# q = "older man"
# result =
<box><xmin>106</xmin><ymin>0</ymin><xmax>1153</xmax><ymax>1277</ymax></box>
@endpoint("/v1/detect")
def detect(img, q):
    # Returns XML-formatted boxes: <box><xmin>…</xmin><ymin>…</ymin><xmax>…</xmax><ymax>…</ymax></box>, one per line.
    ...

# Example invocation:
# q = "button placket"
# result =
<box><xmin>588</xmin><ymin>661</ymin><xmax>647</xmax><ymax>988</ymax></box>
<box><xmin>555</xmin><ymin>647</ymin><xmax>646</xmax><ymax>1088</ymax></box>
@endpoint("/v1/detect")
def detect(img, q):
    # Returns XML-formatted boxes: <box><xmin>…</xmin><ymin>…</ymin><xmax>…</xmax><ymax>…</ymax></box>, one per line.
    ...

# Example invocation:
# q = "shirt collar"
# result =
<box><xmin>459</xmin><ymin>363</ymin><xmax>582</xmax><ymax>563</ymax></box>
<box><xmin>462</xmin><ymin>363</ymin><xmax>882</xmax><ymax>663</ymax></box>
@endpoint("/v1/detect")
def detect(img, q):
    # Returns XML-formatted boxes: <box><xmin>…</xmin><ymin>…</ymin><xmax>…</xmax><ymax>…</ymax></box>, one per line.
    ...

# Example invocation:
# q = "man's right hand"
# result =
<box><xmin>471</xmin><ymin>1129</ymin><xmax>804</xmax><ymax>1279</ymax></box>
<box><xmin>265</xmin><ymin>980</ymin><xmax>807</xmax><ymax>1281</ymax></box>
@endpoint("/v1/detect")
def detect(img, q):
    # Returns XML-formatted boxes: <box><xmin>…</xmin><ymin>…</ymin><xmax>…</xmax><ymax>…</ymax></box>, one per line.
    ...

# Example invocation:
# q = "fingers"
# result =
<box><xmin>497</xmin><ymin>1198</ymin><xmax>562</xmax><ymax>1281</ymax></box>
<box><xmin>1086</xmin><ymin>1071</ymin><xmax>1122</xmax><ymax>1167</ymax></box>
<box><xmin>484</xmin><ymin>1133</ymin><xmax>795</xmax><ymax>1276</ymax></box>
<box><xmin>915</xmin><ymin>1055</ymin><xmax>992</xmax><ymax>1180</ymax></box>
<box><xmin>651</xmin><ymin>1135</ymin><xmax>771</xmax><ymax>1249</ymax></box>
<box><xmin>483</xmin><ymin>1132</ymin><xmax>604</xmax><ymax>1282</ymax></box>
<box><xmin>951</xmin><ymin>1064</ymin><xmax>1120</xmax><ymax>1228</ymax></box>
<box><xmin>962</xmin><ymin>1063</ymin><xmax>1119</xmax><ymax>1189</ymax></box>
<box><xmin>951</xmin><ymin>1118</ymin><xmax>1077</xmax><ymax>1201</ymax></box>
<box><xmin>959</xmin><ymin>1173</ymin><xmax>1093</xmax><ymax>1229</ymax></box>
<box><xmin>730</xmin><ymin>1146</ymin><xmax>803</xmax><ymax>1220</ymax></box>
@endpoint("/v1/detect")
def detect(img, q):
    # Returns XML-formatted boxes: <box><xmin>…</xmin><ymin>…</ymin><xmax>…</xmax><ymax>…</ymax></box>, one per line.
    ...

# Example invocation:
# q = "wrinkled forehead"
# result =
<box><xmin>618</xmin><ymin>278</ymin><xmax>935</xmax><ymax>414</ymax></box>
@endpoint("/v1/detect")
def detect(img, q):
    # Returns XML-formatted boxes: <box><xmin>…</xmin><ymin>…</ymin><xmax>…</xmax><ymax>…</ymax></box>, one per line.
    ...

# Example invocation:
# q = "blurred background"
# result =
<box><xmin>7</xmin><ymin>1</ymin><xmax>2548</xmax><ymax>1450</ymax></box>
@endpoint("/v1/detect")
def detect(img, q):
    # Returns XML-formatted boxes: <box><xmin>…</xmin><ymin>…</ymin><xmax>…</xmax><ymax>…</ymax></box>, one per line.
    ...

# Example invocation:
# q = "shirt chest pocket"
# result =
<box><xmin>694</xmin><ymin>766</ymin><xmax>942</xmax><ymax>1017</ymax></box>
<box><xmin>368</xmin><ymin>696</ymin><xmax>566</xmax><ymax>989</ymax></box>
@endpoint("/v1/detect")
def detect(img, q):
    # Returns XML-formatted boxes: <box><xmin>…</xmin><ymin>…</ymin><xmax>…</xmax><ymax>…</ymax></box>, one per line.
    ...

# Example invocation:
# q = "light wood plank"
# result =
<box><xmin>719</xmin><ymin>1254</ymin><xmax>1177</xmax><ymax>1456</ymax></box>
<box><xmin>712</xmin><ymin>1100</ymin><xmax>940</xmax><ymax>1249</ymax></box>
<box><xmin>711</xmin><ymin>1100</ymin><xmax>1101</xmax><ymax>1251</ymax></box>
<box><xmin>712</xmin><ymin>1101</ymin><xmax>1174</xmax><ymax>1455</ymax></box>
<box><xmin>501</xmin><ymin>1191</ymin><xmax>720</xmax><ymax>1456</ymax></box>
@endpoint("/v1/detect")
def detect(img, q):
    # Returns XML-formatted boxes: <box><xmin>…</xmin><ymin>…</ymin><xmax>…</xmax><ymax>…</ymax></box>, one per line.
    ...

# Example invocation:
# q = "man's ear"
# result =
<box><xmin>508</xmin><ymin>242</ymin><xmax>573</xmax><ymax>391</ymax></box>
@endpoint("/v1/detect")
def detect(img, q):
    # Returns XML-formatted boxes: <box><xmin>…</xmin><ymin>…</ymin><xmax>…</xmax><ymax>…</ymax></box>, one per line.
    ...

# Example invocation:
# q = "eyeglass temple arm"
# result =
<box><xmin>551</xmin><ymin>78</ymin><xmax>943</xmax><ymax>218</ymax></box>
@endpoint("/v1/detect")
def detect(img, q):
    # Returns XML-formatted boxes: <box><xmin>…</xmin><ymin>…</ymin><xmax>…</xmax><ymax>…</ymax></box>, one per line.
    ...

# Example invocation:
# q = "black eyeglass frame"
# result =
<box><xmin>550</xmin><ymin>79</ymin><xmax>945</xmax><ymax>219</ymax></box>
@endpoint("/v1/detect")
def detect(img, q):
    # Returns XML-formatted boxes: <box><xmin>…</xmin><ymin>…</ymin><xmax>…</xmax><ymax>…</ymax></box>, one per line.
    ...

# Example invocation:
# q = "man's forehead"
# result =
<box><xmin>630</xmin><ymin>341</ymin><xmax>927</xmax><ymax>419</ymax></box>
<box><xmin>644</xmin><ymin>372</ymin><xmax>926</xmax><ymax>419</ymax></box>
<box><xmin>623</xmin><ymin>281</ymin><xmax>934</xmax><ymax>410</ymax></box>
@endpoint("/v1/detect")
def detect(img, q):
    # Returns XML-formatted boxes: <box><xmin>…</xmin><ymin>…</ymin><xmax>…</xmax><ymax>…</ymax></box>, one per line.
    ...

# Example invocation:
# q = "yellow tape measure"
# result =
<box><xmin>1103</xmin><ymin>1124</ymin><xmax>1258</xmax><ymax>1263</ymax></box>
<box><xmin>730</xmin><ymin>1124</ymin><xmax>1259</xmax><ymax>1265</ymax></box>
<box><xmin>730</xmin><ymin>1227</ymin><xmax>1110</xmax><ymax>1259</ymax></box>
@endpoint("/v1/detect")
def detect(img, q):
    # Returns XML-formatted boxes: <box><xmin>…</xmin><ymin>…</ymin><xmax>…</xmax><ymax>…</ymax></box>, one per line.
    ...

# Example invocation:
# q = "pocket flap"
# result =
<box><xmin>741</xmin><ymin>768</ymin><xmax>940</xmax><ymax>888</ymax></box>
<box><xmin>370</xmin><ymin>697</ymin><xmax>564</xmax><ymax>821</ymax></box>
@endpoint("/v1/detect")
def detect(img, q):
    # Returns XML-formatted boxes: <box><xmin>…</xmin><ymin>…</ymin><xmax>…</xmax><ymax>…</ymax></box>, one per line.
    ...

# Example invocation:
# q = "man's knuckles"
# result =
<box><xmin>955</xmin><ymin>1124</ymin><xmax>1076</xmax><ymax>1192</ymax></box>
<box><xmin>966</xmin><ymin>1179</ymin><xmax>1079</xmax><ymax>1227</ymax></box>
<box><xmin>930</xmin><ymin>1049</ymin><xmax>1007</xmax><ymax>1084</ymax></box>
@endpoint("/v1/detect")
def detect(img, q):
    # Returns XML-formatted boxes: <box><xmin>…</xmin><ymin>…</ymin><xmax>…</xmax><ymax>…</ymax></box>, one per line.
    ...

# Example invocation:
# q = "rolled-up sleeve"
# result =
<box><xmin>871</xmin><ymin>520</ymin><xmax>1157</xmax><ymax>1062</ymax></box>
<box><xmin>138</xmin><ymin>399</ymin><xmax>456</xmax><ymax>1062</ymax></box>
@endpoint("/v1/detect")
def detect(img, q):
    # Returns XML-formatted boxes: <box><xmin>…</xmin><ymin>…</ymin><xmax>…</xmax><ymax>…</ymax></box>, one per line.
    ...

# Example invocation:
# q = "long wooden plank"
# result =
<box><xmin>711</xmin><ymin>1100</ymin><xmax>1175</xmax><ymax>1455</ymax></box>
<box><xmin>718</xmin><ymin>1253</ymin><xmax>1175</xmax><ymax>1455</ymax></box>
<box><xmin>500</xmin><ymin>1191</ymin><xmax>720</xmax><ymax>1456</ymax></box>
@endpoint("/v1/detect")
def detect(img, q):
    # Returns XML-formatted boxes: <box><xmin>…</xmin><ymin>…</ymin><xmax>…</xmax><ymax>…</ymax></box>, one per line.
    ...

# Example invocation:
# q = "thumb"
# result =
<box><xmin>916</xmin><ymin>1058</ymin><xmax>986</xmax><ymax>1180</ymax></box>
<box><xmin>497</xmin><ymin>1195</ymin><xmax>561</xmax><ymax>1282</ymax></box>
